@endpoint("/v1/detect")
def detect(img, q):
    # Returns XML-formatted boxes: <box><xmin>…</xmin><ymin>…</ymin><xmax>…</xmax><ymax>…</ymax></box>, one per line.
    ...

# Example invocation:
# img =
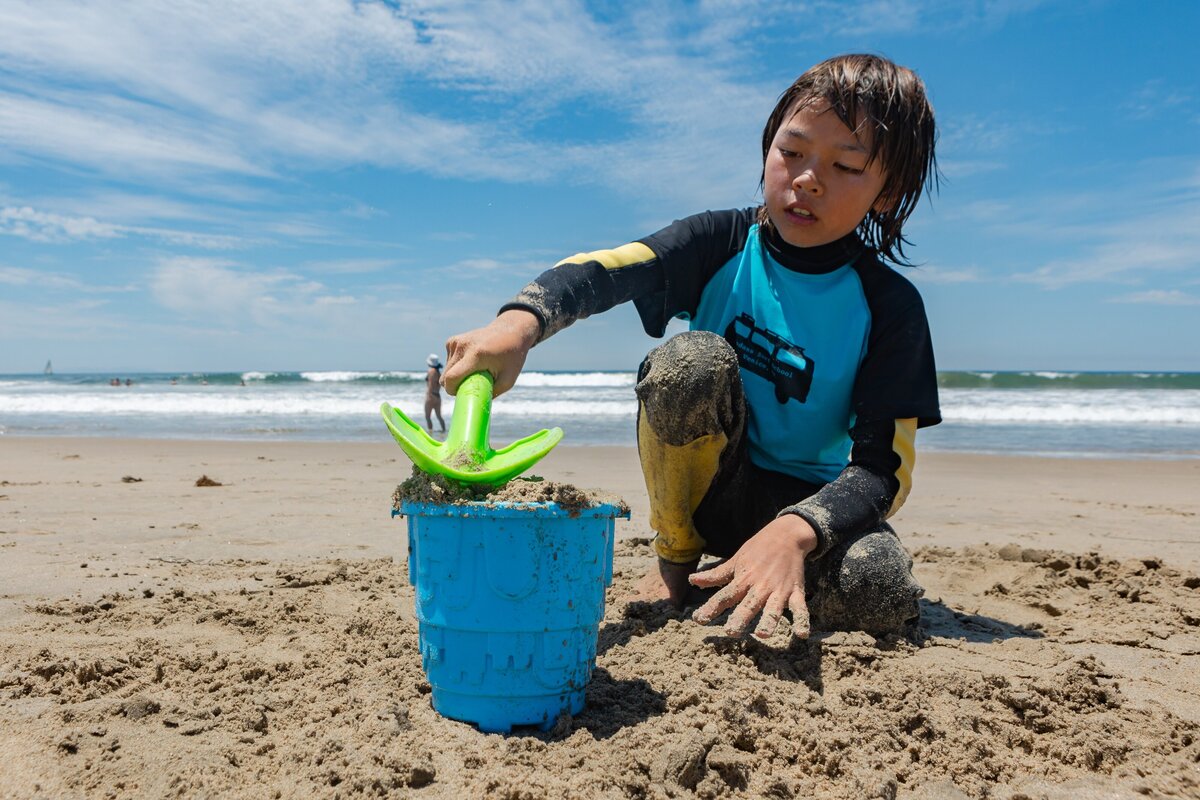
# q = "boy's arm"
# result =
<box><xmin>777</xmin><ymin>417</ymin><xmax>916</xmax><ymax>559</ymax></box>
<box><xmin>443</xmin><ymin>247</ymin><xmax>666</xmax><ymax>395</ymax></box>
<box><xmin>500</xmin><ymin>209</ymin><xmax>755</xmax><ymax>342</ymax></box>
<box><xmin>444</xmin><ymin>208</ymin><xmax>752</xmax><ymax>395</ymax></box>
<box><xmin>693</xmin><ymin>422</ymin><xmax>912</xmax><ymax>639</ymax></box>
<box><xmin>499</xmin><ymin>243</ymin><xmax>665</xmax><ymax>342</ymax></box>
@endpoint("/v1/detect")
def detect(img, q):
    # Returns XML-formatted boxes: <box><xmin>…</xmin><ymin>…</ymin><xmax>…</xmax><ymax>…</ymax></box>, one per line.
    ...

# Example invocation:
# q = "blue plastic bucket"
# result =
<box><xmin>396</xmin><ymin>499</ymin><xmax>628</xmax><ymax>733</ymax></box>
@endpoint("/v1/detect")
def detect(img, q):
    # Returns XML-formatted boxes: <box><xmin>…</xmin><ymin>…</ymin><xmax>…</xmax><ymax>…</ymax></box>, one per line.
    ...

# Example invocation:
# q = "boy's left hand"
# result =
<box><xmin>688</xmin><ymin>515</ymin><xmax>817</xmax><ymax>639</ymax></box>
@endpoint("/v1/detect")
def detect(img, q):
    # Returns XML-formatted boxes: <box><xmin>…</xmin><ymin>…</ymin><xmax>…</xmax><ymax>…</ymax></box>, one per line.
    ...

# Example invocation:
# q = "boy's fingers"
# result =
<box><xmin>688</xmin><ymin>560</ymin><xmax>735</xmax><ymax>588</ymax></box>
<box><xmin>440</xmin><ymin>342</ymin><xmax>469</xmax><ymax>394</ymax></box>
<box><xmin>692</xmin><ymin>581</ymin><xmax>744</xmax><ymax>625</ymax></box>
<box><xmin>754</xmin><ymin>592</ymin><xmax>788</xmax><ymax>639</ymax></box>
<box><xmin>788</xmin><ymin>590</ymin><xmax>811</xmax><ymax>639</ymax></box>
<box><xmin>491</xmin><ymin>369</ymin><xmax>517</xmax><ymax>397</ymax></box>
<box><xmin>724</xmin><ymin>588</ymin><xmax>765</xmax><ymax>636</ymax></box>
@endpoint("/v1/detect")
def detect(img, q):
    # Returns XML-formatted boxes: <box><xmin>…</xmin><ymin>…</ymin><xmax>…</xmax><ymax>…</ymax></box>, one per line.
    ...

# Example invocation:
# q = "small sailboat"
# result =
<box><xmin>43</xmin><ymin>359</ymin><xmax>53</xmax><ymax>375</ymax></box>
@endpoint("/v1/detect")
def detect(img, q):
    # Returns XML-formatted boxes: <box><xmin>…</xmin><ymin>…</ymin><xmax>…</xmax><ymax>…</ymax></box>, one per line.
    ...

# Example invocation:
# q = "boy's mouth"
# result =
<box><xmin>785</xmin><ymin>205</ymin><xmax>817</xmax><ymax>224</ymax></box>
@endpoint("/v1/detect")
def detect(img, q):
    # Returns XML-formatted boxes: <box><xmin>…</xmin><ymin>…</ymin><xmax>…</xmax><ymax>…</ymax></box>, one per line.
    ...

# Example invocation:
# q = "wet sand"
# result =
<box><xmin>1</xmin><ymin>437</ymin><xmax>1197</xmax><ymax>798</ymax></box>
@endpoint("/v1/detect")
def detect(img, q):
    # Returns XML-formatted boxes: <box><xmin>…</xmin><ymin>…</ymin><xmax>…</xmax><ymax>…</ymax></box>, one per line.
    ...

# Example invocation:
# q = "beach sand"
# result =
<box><xmin>1</xmin><ymin>437</ymin><xmax>1197</xmax><ymax>798</ymax></box>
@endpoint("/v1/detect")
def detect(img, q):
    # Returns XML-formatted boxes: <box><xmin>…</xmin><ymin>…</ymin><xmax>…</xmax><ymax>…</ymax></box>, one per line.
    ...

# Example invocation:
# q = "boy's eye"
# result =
<box><xmin>778</xmin><ymin>148</ymin><xmax>798</xmax><ymax>158</ymax></box>
<box><xmin>836</xmin><ymin>163</ymin><xmax>865</xmax><ymax>175</ymax></box>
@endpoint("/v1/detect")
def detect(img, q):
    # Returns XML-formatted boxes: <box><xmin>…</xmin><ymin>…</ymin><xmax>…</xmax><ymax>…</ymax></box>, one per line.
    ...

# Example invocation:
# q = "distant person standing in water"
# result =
<box><xmin>424</xmin><ymin>354</ymin><xmax>446</xmax><ymax>433</ymax></box>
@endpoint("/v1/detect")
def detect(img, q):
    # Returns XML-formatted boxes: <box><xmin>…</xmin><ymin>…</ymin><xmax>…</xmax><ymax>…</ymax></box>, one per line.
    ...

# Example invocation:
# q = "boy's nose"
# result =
<box><xmin>793</xmin><ymin>169</ymin><xmax>822</xmax><ymax>195</ymax></box>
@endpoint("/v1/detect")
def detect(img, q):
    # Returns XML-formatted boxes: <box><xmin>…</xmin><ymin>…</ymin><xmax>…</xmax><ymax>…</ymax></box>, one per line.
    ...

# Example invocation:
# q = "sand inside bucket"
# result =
<box><xmin>391</xmin><ymin>467</ymin><xmax>630</xmax><ymax>516</ymax></box>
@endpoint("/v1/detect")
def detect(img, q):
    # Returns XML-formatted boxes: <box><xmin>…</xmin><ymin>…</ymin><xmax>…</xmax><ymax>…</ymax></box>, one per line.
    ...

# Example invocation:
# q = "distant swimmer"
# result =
<box><xmin>424</xmin><ymin>353</ymin><xmax>446</xmax><ymax>433</ymax></box>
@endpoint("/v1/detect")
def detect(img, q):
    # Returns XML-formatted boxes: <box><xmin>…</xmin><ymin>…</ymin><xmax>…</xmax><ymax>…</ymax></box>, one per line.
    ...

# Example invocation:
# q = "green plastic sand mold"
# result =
<box><xmin>380</xmin><ymin>371</ymin><xmax>563</xmax><ymax>485</ymax></box>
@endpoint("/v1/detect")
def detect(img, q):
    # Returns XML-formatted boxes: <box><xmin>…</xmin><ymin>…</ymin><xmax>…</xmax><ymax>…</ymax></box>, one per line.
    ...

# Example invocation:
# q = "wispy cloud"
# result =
<box><xmin>340</xmin><ymin>202</ymin><xmax>387</xmax><ymax>220</ymax></box>
<box><xmin>1122</xmin><ymin>79</ymin><xmax>1194</xmax><ymax>121</ymax></box>
<box><xmin>1013</xmin><ymin>206</ymin><xmax>1200</xmax><ymax>289</ymax></box>
<box><xmin>0</xmin><ymin>298</ymin><xmax>123</xmax><ymax>340</ymax></box>
<box><xmin>937</xmin><ymin>159</ymin><xmax>1006</xmax><ymax>179</ymax></box>
<box><xmin>140</xmin><ymin>255</ymin><xmax>491</xmax><ymax>360</ymax></box>
<box><xmin>799</xmin><ymin>0</ymin><xmax>1050</xmax><ymax>37</ymax></box>
<box><xmin>0</xmin><ymin>266</ymin><xmax>88</xmax><ymax>291</ymax></box>
<box><xmin>1109</xmin><ymin>289</ymin><xmax>1200</xmax><ymax>306</ymax></box>
<box><xmin>965</xmin><ymin>160</ymin><xmax>1200</xmax><ymax>289</ymax></box>
<box><xmin>150</xmin><ymin>257</ymin><xmax>336</xmax><ymax>324</ymax></box>
<box><xmin>909</xmin><ymin>265</ymin><xmax>988</xmax><ymax>284</ymax></box>
<box><xmin>0</xmin><ymin>88</ymin><xmax>268</xmax><ymax>178</ymax></box>
<box><xmin>1017</xmin><ymin>236</ymin><xmax>1200</xmax><ymax>289</ymax></box>
<box><xmin>302</xmin><ymin>258</ymin><xmax>400</xmax><ymax>275</ymax></box>
<box><xmin>0</xmin><ymin>206</ymin><xmax>121</xmax><ymax>242</ymax></box>
<box><xmin>442</xmin><ymin>254</ymin><xmax>569</xmax><ymax>277</ymax></box>
<box><xmin>1</xmin><ymin>205</ymin><xmax>249</xmax><ymax>249</ymax></box>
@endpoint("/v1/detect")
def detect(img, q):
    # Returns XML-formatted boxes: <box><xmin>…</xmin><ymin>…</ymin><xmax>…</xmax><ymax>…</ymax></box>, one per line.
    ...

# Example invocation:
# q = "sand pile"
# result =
<box><xmin>391</xmin><ymin>469</ymin><xmax>630</xmax><ymax>514</ymax></box>
<box><xmin>1</xmin><ymin>540</ymin><xmax>1198</xmax><ymax>799</ymax></box>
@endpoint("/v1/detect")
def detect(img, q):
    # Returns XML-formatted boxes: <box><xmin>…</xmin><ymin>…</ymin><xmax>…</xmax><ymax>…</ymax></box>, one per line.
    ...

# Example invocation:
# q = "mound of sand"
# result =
<box><xmin>1</xmin><ymin>542</ymin><xmax>1198</xmax><ymax>799</ymax></box>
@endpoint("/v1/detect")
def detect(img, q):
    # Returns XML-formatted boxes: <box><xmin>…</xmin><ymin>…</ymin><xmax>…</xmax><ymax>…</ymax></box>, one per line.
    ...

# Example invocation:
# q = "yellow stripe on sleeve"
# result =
<box><xmin>886</xmin><ymin>418</ymin><xmax>918</xmax><ymax>518</ymax></box>
<box><xmin>555</xmin><ymin>242</ymin><xmax>656</xmax><ymax>271</ymax></box>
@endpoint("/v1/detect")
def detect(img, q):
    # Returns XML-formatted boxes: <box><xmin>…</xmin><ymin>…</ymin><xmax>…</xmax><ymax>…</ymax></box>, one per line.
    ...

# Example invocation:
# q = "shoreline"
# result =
<box><xmin>4</xmin><ymin>430</ymin><xmax>1200</xmax><ymax>464</ymax></box>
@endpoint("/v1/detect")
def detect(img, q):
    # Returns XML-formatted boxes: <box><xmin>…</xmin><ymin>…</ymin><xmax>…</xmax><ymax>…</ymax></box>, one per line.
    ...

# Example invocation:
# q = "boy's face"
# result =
<box><xmin>763</xmin><ymin>100</ymin><xmax>889</xmax><ymax>248</ymax></box>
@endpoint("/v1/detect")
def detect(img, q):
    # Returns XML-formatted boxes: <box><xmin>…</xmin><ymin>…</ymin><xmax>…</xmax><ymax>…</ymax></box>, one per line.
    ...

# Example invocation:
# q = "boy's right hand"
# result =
<box><xmin>442</xmin><ymin>309</ymin><xmax>541</xmax><ymax>398</ymax></box>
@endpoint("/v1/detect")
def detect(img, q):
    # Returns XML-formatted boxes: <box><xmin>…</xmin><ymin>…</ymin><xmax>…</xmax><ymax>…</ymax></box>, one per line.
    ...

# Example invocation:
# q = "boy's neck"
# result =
<box><xmin>763</xmin><ymin>226</ymin><xmax>865</xmax><ymax>274</ymax></box>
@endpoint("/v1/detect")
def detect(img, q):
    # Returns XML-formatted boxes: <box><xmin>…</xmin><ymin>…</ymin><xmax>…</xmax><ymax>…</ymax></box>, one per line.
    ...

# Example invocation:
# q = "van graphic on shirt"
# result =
<box><xmin>724</xmin><ymin>312</ymin><xmax>815</xmax><ymax>404</ymax></box>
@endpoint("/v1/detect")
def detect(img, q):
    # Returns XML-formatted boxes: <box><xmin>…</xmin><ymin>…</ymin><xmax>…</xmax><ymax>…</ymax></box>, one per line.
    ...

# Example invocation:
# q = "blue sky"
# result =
<box><xmin>1</xmin><ymin>0</ymin><xmax>1197</xmax><ymax>374</ymax></box>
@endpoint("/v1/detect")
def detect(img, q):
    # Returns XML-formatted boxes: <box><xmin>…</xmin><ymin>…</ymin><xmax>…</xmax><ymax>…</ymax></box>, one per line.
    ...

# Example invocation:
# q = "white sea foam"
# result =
<box><xmin>941</xmin><ymin>389</ymin><xmax>1200</xmax><ymax>425</ymax></box>
<box><xmin>1029</xmin><ymin>371</ymin><xmax>1079</xmax><ymax>380</ymax></box>
<box><xmin>0</xmin><ymin>391</ymin><xmax>635</xmax><ymax>418</ymax></box>
<box><xmin>514</xmin><ymin>372</ymin><xmax>635</xmax><ymax>388</ymax></box>
<box><xmin>7</xmin><ymin>386</ymin><xmax>1196</xmax><ymax>425</ymax></box>
<box><xmin>299</xmin><ymin>370</ymin><xmax>418</xmax><ymax>382</ymax></box>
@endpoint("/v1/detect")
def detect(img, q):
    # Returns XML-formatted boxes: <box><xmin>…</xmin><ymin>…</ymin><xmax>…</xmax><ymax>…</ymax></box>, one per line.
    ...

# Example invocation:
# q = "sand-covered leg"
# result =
<box><xmin>806</xmin><ymin>524</ymin><xmax>923</xmax><ymax>635</ymax></box>
<box><xmin>632</xmin><ymin>331</ymin><xmax>746</xmax><ymax>606</ymax></box>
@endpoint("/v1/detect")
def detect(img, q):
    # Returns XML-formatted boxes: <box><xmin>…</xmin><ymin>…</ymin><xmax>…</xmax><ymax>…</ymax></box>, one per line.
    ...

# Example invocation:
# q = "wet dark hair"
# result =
<box><xmin>757</xmin><ymin>53</ymin><xmax>939</xmax><ymax>266</ymax></box>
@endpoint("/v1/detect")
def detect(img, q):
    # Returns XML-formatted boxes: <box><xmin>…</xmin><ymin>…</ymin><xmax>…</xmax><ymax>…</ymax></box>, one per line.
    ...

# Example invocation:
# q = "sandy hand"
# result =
<box><xmin>442</xmin><ymin>309</ymin><xmax>541</xmax><ymax>397</ymax></box>
<box><xmin>689</xmin><ymin>515</ymin><xmax>817</xmax><ymax>639</ymax></box>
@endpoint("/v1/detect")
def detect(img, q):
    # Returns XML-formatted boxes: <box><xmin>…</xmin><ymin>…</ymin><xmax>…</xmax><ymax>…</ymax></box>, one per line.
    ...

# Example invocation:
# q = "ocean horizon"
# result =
<box><xmin>2</xmin><ymin>369</ymin><xmax>1199</xmax><ymax>460</ymax></box>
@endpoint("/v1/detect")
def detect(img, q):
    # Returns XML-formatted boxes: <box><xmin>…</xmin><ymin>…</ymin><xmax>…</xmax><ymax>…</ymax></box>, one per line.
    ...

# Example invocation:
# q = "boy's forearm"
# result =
<box><xmin>778</xmin><ymin>465</ymin><xmax>893</xmax><ymax>559</ymax></box>
<box><xmin>492</xmin><ymin>308</ymin><xmax>542</xmax><ymax>350</ymax></box>
<box><xmin>778</xmin><ymin>418</ymin><xmax>909</xmax><ymax>558</ymax></box>
<box><xmin>498</xmin><ymin>247</ymin><xmax>663</xmax><ymax>342</ymax></box>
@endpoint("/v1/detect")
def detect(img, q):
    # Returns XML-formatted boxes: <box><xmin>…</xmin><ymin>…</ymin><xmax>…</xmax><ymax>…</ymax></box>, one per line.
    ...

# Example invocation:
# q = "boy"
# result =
<box><xmin>441</xmin><ymin>54</ymin><xmax>941</xmax><ymax>641</ymax></box>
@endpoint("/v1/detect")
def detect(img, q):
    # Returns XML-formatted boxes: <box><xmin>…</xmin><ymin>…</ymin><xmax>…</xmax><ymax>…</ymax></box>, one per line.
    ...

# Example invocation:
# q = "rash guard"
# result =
<box><xmin>499</xmin><ymin>208</ymin><xmax>941</xmax><ymax>557</ymax></box>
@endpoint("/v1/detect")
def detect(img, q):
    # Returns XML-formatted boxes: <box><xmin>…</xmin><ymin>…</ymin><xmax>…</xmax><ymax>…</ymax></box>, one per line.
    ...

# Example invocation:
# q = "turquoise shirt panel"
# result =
<box><xmin>689</xmin><ymin>225</ymin><xmax>871</xmax><ymax>483</ymax></box>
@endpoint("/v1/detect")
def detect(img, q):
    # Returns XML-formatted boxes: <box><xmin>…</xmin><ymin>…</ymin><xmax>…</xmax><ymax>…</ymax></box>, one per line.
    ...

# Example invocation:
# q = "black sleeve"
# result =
<box><xmin>634</xmin><ymin>209</ymin><xmax>755</xmax><ymax>336</ymax></box>
<box><xmin>849</xmin><ymin>256</ymin><xmax>941</xmax><ymax>428</ymax></box>
<box><xmin>498</xmin><ymin>209</ymin><xmax>755</xmax><ymax>341</ymax></box>
<box><xmin>779</xmin><ymin>418</ymin><xmax>904</xmax><ymax>559</ymax></box>
<box><xmin>498</xmin><ymin>246</ymin><xmax>664</xmax><ymax>340</ymax></box>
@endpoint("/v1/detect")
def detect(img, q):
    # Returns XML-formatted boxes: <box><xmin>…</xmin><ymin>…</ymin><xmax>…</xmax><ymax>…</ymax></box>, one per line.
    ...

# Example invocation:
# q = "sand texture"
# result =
<box><xmin>1</xmin><ymin>438</ymin><xmax>1199</xmax><ymax>799</ymax></box>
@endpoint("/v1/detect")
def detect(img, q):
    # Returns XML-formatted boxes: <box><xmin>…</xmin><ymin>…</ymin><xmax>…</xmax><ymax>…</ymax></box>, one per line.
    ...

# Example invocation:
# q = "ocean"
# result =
<box><xmin>2</xmin><ymin>370</ymin><xmax>1199</xmax><ymax>460</ymax></box>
